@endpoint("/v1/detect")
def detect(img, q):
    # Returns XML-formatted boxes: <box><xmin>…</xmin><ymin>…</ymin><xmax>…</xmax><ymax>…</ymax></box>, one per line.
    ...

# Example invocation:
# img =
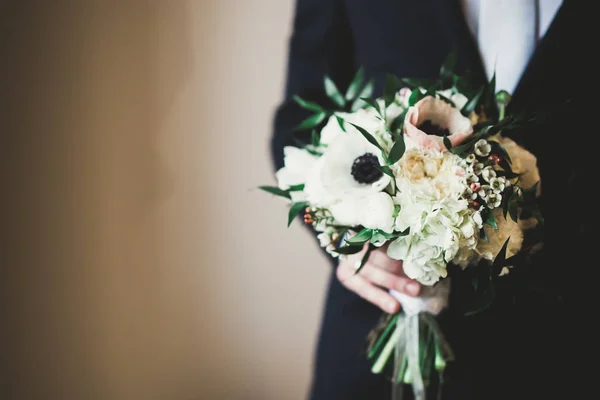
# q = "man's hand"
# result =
<box><xmin>336</xmin><ymin>243</ymin><xmax>421</xmax><ymax>313</ymax></box>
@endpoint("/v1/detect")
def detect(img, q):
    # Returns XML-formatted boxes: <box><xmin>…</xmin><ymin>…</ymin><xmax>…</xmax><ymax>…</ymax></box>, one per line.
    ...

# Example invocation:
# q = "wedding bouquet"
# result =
<box><xmin>261</xmin><ymin>54</ymin><xmax>542</xmax><ymax>399</ymax></box>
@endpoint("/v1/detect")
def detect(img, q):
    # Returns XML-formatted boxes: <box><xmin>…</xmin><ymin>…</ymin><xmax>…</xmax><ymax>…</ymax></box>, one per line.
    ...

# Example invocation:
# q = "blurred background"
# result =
<box><xmin>1</xmin><ymin>1</ymin><xmax>331</xmax><ymax>399</ymax></box>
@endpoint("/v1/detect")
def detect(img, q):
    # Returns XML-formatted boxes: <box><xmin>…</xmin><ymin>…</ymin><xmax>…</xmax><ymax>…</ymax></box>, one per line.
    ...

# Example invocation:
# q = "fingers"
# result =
<box><xmin>367</xmin><ymin>249</ymin><xmax>404</xmax><ymax>275</ymax></box>
<box><xmin>337</xmin><ymin>269</ymin><xmax>400</xmax><ymax>313</ymax></box>
<box><xmin>359</xmin><ymin>264</ymin><xmax>420</xmax><ymax>296</ymax></box>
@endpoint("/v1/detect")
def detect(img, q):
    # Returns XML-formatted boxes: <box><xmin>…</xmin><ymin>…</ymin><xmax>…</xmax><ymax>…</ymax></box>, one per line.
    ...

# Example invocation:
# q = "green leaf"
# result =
<box><xmin>509</xmin><ymin>197</ymin><xmax>518</xmax><ymax>222</ymax></box>
<box><xmin>388</xmin><ymin>136</ymin><xmax>406</xmax><ymax>164</ymax></box>
<box><xmin>288</xmin><ymin>184</ymin><xmax>305</xmax><ymax>191</ymax></box>
<box><xmin>294</xmin><ymin>112</ymin><xmax>327</xmax><ymax>131</ymax></box>
<box><xmin>354</xmin><ymin>244</ymin><xmax>375</xmax><ymax>275</ymax></box>
<box><xmin>461</xmin><ymin>86</ymin><xmax>483</xmax><ymax>116</ymax></box>
<box><xmin>259</xmin><ymin>185</ymin><xmax>291</xmax><ymax>200</ymax></box>
<box><xmin>485</xmin><ymin>210</ymin><xmax>498</xmax><ymax>229</ymax></box>
<box><xmin>384</xmin><ymin>74</ymin><xmax>404</xmax><ymax>106</ymax></box>
<box><xmin>335</xmin><ymin>115</ymin><xmax>347</xmax><ymax>132</ymax></box>
<box><xmin>346</xmin><ymin>228</ymin><xmax>373</xmax><ymax>245</ymax></box>
<box><xmin>375</xmin><ymin>164</ymin><xmax>394</xmax><ymax>178</ymax></box>
<box><xmin>390</xmin><ymin>109</ymin><xmax>407</xmax><ymax>136</ymax></box>
<box><xmin>351</xmin><ymin>78</ymin><xmax>375</xmax><ymax>111</ymax></box>
<box><xmin>492</xmin><ymin>237</ymin><xmax>511</xmax><ymax>277</ymax></box>
<box><xmin>443</xmin><ymin>136</ymin><xmax>453</xmax><ymax>150</ymax></box>
<box><xmin>324</xmin><ymin>75</ymin><xmax>346</xmax><ymax>108</ymax></box>
<box><xmin>311</xmin><ymin>130</ymin><xmax>320</xmax><ymax>147</ymax></box>
<box><xmin>401</xmin><ymin>77</ymin><xmax>436</xmax><ymax>89</ymax></box>
<box><xmin>293</xmin><ymin>95</ymin><xmax>324</xmax><ymax>113</ymax></box>
<box><xmin>484</xmin><ymin>72</ymin><xmax>497</xmax><ymax>113</ymax></box>
<box><xmin>345</xmin><ymin>67</ymin><xmax>365</xmax><ymax>101</ymax></box>
<box><xmin>360</xmin><ymin>97</ymin><xmax>382</xmax><ymax>116</ymax></box>
<box><xmin>502</xmin><ymin>186</ymin><xmax>514</xmax><ymax>219</ymax></box>
<box><xmin>287</xmin><ymin>201</ymin><xmax>308</xmax><ymax>227</ymax></box>
<box><xmin>408</xmin><ymin>89</ymin><xmax>426</xmax><ymax>106</ymax></box>
<box><xmin>370</xmin><ymin>231</ymin><xmax>387</xmax><ymax>245</ymax></box>
<box><xmin>348</xmin><ymin>123</ymin><xmax>383</xmax><ymax>152</ymax></box>
<box><xmin>440</xmin><ymin>51</ymin><xmax>457</xmax><ymax>82</ymax></box>
<box><xmin>479</xmin><ymin>227</ymin><xmax>488</xmax><ymax>242</ymax></box>
<box><xmin>335</xmin><ymin>244</ymin><xmax>364</xmax><ymax>255</ymax></box>
<box><xmin>436</xmin><ymin>92</ymin><xmax>456</xmax><ymax>107</ymax></box>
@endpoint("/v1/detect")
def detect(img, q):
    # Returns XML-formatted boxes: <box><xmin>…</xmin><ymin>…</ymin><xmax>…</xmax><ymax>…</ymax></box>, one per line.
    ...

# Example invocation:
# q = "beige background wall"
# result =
<box><xmin>1</xmin><ymin>1</ymin><xmax>330</xmax><ymax>399</ymax></box>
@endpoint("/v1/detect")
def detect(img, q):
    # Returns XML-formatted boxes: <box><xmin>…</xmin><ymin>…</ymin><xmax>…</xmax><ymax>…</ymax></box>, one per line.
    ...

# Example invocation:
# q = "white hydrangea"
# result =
<box><xmin>388</xmin><ymin>190</ymin><xmax>480</xmax><ymax>285</ymax></box>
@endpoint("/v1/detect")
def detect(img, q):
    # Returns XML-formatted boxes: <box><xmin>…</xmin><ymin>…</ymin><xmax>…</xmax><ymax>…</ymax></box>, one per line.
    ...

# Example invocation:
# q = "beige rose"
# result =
<box><xmin>476</xmin><ymin>208</ymin><xmax>524</xmax><ymax>261</ymax></box>
<box><xmin>404</xmin><ymin>96</ymin><xmax>474</xmax><ymax>152</ymax></box>
<box><xmin>494</xmin><ymin>135</ymin><xmax>541</xmax><ymax>196</ymax></box>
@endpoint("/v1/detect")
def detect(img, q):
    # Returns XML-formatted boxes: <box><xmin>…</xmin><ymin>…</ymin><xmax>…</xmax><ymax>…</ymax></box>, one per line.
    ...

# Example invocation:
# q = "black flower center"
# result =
<box><xmin>351</xmin><ymin>153</ymin><xmax>383</xmax><ymax>184</ymax></box>
<box><xmin>418</xmin><ymin>119</ymin><xmax>450</xmax><ymax>137</ymax></box>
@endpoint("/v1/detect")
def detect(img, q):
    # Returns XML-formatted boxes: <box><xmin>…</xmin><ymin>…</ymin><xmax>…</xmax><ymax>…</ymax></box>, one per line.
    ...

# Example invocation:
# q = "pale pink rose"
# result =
<box><xmin>404</xmin><ymin>96</ymin><xmax>473</xmax><ymax>152</ymax></box>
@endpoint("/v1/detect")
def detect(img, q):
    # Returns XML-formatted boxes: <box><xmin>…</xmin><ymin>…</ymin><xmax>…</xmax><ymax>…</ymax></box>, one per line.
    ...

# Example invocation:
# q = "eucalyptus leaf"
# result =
<box><xmin>287</xmin><ymin>201</ymin><xmax>308</xmax><ymax>227</ymax></box>
<box><xmin>436</xmin><ymin>92</ymin><xmax>456</xmax><ymax>107</ymax></box>
<box><xmin>485</xmin><ymin>210</ymin><xmax>498</xmax><ymax>229</ymax></box>
<box><xmin>375</xmin><ymin>164</ymin><xmax>394</xmax><ymax>178</ymax></box>
<box><xmin>484</xmin><ymin>72</ymin><xmax>497</xmax><ymax>113</ymax></box>
<box><xmin>351</xmin><ymin>78</ymin><xmax>375</xmax><ymax>111</ymax></box>
<box><xmin>370</xmin><ymin>231</ymin><xmax>387</xmax><ymax>245</ymax></box>
<box><xmin>346</xmin><ymin>228</ymin><xmax>373</xmax><ymax>245</ymax></box>
<box><xmin>492</xmin><ymin>237</ymin><xmax>511</xmax><ymax>277</ymax></box>
<box><xmin>294</xmin><ymin>112</ymin><xmax>327</xmax><ymax>131</ymax></box>
<box><xmin>509</xmin><ymin>197</ymin><xmax>518</xmax><ymax>222</ymax></box>
<box><xmin>293</xmin><ymin>95</ymin><xmax>324</xmax><ymax>112</ymax></box>
<box><xmin>384</xmin><ymin>74</ymin><xmax>404</xmax><ymax>106</ymax></box>
<box><xmin>259</xmin><ymin>186</ymin><xmax>291</xmax><ymax>200</ymax></box>
<box><xmin>349</xmin><ymin>123</ymin><xmax>383</xmax><ymax>151</ymax></box>
<box><xmin>311</xmin><ymin>129</ymin><xmax>320</xmax><ymax>147</ymax></box>
<box><xmin>401</xmin><ymin>77</ymin><xmax>436</xmax><ymax>89</ymax></box>
<box><xmin>345</xmin><ymin>67</ymin><xmax>365</xmax><ymax>101</ymax></box>
<box><xmin>443</xmin><ymin>136</ymin><xmax>453</xmax><ymax>150</ymax></box>
<box><xmin>335</xmin><ymin>244</ymin><xmax>364</xmax><ymax>255</ymax></box>
<box><xmin>502</xmin><ymin>186</ymin><xmax>514</xmax><ymax>219</ymax></box>
<box><xmin>335</xmin><ymin>115</ymin><xmax>347</xmax><ymax>132</ymax></box>
<box><xmin>461</xmin><ymin>86</ymin><xmax>483</xmax><ymax>116</ymax></box>
<box><xmin>324</xmin><ymin>75</ymin><xmax>346</xmax><ymax>108</ymax></box>
<box><xmin>408</xmin><ymin>89</ymin><xmax>426</xmax><ymax>106</ymax></box>
<box><xmin>390</xmin><ymin>110</ymin><xmax>406</xmax><ymax>136</ymax></box>
<box><xmin>360</xmin><ymin>98</ymin><xmax>382</xmax><ymax>116</ymax></box>
<box><xmin>388</xmin><ymin>136</ymin><xmax>406</xmax><ymax>164</ymax></box>
<box><xmin>440</xmin><ymin>51</ymin><xmax>457</xmax><ymax>82</ymax></box>
<box><xmin>354</xmin><ymin>244</ymin><xmax>375</xmax><ymax>275</ymax></box>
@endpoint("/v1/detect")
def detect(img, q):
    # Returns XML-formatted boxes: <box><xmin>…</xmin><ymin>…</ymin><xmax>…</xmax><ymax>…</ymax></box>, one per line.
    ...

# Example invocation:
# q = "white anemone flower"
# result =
<box><xmin>320</xmin><ymin>130</ymin><xmax>391</xmax><ymax>198</ymax></box>
<box><xmin>276</xmin><ymin>146</ymin><xmax>319</xmax><ymax>202</ymax></box>
<box><xmin>474</xmin><ymin>139</ymin><xmax>492</xmax><ymax>157</ymax></box>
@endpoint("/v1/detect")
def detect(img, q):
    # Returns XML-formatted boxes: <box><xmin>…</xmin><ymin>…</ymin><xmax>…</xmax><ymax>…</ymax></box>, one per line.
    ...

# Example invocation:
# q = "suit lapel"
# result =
<box><xmin>507</xmin><ymin>1</ymin><xmax>570</xmax><ymax>114</ymax></box>
<box><xmin>432</xmin><ymin>0</ymin><xmax>487</xmax><ymax>86</ymax></box>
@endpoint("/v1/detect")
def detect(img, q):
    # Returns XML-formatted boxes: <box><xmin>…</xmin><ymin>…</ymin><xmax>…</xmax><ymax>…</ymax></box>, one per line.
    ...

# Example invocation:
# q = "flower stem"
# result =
<box><xmin>371</xmin><ymin>322</ymin><xmax>404</xmax><ymax>374</ymax></box>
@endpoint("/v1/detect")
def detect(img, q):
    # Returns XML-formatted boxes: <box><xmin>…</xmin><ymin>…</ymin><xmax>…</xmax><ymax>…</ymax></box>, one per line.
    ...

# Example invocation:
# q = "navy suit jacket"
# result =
<box><xmin>271</xmin><ymin>1</ymin><xmax>594</xmax><ymax>399</ymax></box>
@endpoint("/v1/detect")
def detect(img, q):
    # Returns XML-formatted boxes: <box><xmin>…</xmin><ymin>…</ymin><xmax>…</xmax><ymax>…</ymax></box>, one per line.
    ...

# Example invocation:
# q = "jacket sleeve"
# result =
<box><xmin>270</xmin><ymin>0</ymin><xmax>355</xmax><ymax>171</ymax></box>
<box><xmin>269</xmin><ymin>0</ymin><xmax>355</xmax><ymax>262</ymax></box>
